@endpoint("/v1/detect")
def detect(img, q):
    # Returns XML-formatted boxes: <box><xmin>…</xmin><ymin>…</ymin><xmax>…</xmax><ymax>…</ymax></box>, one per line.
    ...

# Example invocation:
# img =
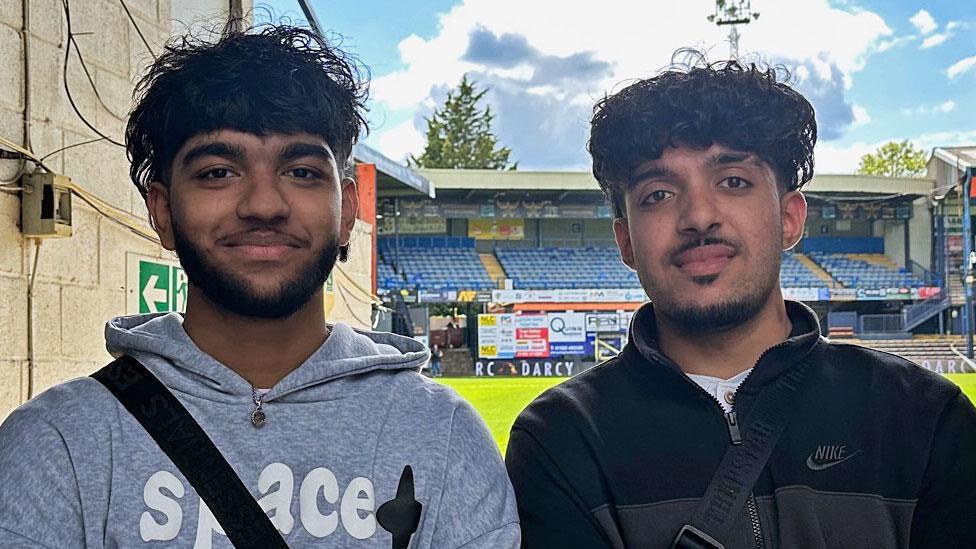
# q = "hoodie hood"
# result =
<box><xmin>105</xmin><ymin>312</ymin><xmax>429</xmax><ymax>402</ymax></box>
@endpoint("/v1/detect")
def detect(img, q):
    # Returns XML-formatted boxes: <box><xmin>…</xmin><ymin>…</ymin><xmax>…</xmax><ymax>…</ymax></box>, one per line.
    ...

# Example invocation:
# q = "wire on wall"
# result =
<box><xmin>26</xmin><ymin>240</ymin><xmax>41</xmax><ymax>400</ymax></box>
<box><xmin>1</xmin><ymin>0</ymin><xmax>33</xmax><ymax>185</ymax></box>
<box><xmin>60</xmin><ymin>0</ymin><xmax>125</xmax><ymax>147</ymax></box>
<box><xmin>118</xmin><ymin>0</ymin><xmax>157</xmax><ymax>60</ymax></box>
<box><xmin>0</xmin><ymin>135</ymin><xmax>159</xmax><ymax>244</ymax></box>
<box><xmin>38</xmin><ymin>137</ymin><xmax>107</xmax><ymax>164</ymax></box>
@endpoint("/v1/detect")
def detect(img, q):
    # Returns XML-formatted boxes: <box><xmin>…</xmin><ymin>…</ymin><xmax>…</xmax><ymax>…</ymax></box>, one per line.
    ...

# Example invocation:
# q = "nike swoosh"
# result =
<box><xmin>806</xmin><ymin>450</ymin><xmax>860</xmax><ymax>471</ymax></box>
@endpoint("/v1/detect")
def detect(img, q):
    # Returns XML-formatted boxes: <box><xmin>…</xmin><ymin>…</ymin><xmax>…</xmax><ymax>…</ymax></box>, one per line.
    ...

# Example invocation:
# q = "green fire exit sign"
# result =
<box><xmin>126</xmin><ymin>253</ymin><xmax>187</xmax><ymax>314</ymax></box>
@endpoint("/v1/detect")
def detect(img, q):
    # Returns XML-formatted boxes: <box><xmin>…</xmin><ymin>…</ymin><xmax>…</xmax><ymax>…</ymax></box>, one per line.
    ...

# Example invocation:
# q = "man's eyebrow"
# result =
<box><xmin>709</xmin><ymin>151</ymin><xmax>762</xmax><ymax>167</ymax></box>
<box><xmin>629</xmin><ymin>165</ymin><xmax>676</xmax><ymax>184</ymax></box>
<box><xmin>279</xmin><ymin>142</ymin><xmax>335</xmax><ymax>164</ymax></box>
<box><xmin>180</xmin><ymin>142</ymin><xmax>245</xmax><ymax>168</ymax></box>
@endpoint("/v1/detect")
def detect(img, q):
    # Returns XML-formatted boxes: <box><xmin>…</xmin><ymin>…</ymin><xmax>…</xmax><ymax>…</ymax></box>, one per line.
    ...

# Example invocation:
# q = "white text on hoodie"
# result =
<box><xmin>140</xmin><ymin>462</ymin><xmax>377</xmax><ymax>547</ymax></box>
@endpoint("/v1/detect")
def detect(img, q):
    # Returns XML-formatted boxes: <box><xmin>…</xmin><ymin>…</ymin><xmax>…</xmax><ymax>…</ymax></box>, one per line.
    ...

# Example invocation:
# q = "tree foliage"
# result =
<box><xmin>410</xmin><ymin>75</ymin><xmax>516</xmax><ymax>170</ymax></box>
<box><xmin>856</xmin><ymin>140</ymin><xmax>928</xmax><ymax>178</ymax></box>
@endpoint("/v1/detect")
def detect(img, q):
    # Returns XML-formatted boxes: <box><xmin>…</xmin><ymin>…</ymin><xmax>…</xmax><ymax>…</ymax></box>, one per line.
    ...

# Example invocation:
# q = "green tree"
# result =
<box><xmin>856</xmin><ymin>140</ymin><xmax>928</xmax><ymax>178</ymax></box>
<box><xmin>410</xmin><ymin>75</ymin><xmax>517</xmax><ymax>170</ymax></box>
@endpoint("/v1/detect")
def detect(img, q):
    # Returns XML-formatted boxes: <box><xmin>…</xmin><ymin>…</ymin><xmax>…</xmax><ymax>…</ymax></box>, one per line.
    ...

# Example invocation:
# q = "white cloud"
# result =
<box><xmin>370</xmin><ymin>0</ymin><xmax>893</xmax><ymax>168</ymax></box>
<box><xmin>901</xmin><ymin>100</ymin><xmax>957</xmax><ymax>115</ymax></box>
<box><xmin>373</xmin><ymin>120</ymin><xmax>426</xmax><ymax>163</ymax></box>
<box><xmin>815</xmin><ymin>140</ymin><xmax>886</xmax><ymax>174</ymax></box>
<box><xmin>921</xmin><ymin>33</ymin><xmax>948</xmax><ymax>49</ymax></box>
<box><xmin>815</xmin><ymin>130</ymin><xmax>976</xmax><ymax>174</ymax></box>
<box><xmin>851</xmin><ymin>105</ymin><xmax>871</xmax><ymax>127</ymax></box>
<box><xmin>909</xmin><ymin>9</ymin><xmax>937</xmax><ymax>35</ymax></box>
<box><xmin>877</xmin><ymin>35</ymin><xmax>915</xmax><ymax>52</ymax></box>
<box><xmin>947</xmin><ymin>56</ymin><xmax>976</xmax><ymax>79</ymax></box>
<box><xmin>913</xmin><ymin>130</ymin><xmax>976</xmax><ymax>150</ymax></box>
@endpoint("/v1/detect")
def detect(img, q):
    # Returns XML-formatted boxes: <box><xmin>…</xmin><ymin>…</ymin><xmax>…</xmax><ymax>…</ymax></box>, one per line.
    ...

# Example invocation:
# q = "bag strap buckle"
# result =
<box><xmin>671</xmin><ymin>524</ymin><xmax>725</xmax><ymax>549</ymax></box>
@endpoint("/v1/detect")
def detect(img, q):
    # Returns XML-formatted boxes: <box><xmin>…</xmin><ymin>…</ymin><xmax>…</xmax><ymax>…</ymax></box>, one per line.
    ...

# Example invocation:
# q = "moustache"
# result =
<box><xmin>668</xmin><ymin>237</ymin><xmax>739</xmax><ymax>263</ymax></box>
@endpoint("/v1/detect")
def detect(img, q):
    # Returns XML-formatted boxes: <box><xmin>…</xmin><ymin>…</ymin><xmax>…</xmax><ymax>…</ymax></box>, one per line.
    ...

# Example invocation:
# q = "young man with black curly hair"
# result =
<box><xmin>0</xmin><ymin>25</ymin><xmax>519</xmax><ymax>548</ymax></box>
<box><xmin>506</xmin><ymin>58</ymin><xmax>976</xmax><ymax>548</ymax></box>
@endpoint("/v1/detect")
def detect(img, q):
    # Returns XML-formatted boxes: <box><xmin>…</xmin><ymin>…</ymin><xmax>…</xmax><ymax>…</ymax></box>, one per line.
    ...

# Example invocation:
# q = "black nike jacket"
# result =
<box><xmin>506</xmin><ymin>301</ymin><xmax>976</xmax><ymax>548</ymax></box>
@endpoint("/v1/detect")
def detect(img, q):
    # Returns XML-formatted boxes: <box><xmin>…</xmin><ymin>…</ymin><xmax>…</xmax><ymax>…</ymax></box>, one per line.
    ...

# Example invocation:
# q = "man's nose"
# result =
<box><xmin>677</xmin><ymin>183</ymin><xmax>721</xmax><ymax>236</ymax></box>
<box><xmin>236</xmin><ymin>171</ymin><xmax>290</xmax><ymax>221</ymax></box>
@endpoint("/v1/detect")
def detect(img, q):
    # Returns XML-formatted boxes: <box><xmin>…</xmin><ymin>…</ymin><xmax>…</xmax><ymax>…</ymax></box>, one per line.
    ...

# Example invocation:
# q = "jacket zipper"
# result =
<box><xmin>671</xmin><ymin>339</ymin><xmax>791</xmax><ymax>549</ymax></box>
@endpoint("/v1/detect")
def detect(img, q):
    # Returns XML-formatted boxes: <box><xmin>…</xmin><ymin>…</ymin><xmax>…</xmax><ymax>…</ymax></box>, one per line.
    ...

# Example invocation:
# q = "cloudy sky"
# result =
<box><xmin>259</xmin><ymin>0</ymin><xmax>975</xmax><ymax>174</ymax></box>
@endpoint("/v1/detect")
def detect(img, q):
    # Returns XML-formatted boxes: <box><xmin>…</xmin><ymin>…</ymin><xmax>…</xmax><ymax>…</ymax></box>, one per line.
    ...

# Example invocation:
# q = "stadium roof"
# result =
<box><xmin>354</xmin><ymin>144</ymin><xmax>434</xmax><ymax>198</ymax></box>
<box><xmin>417</xmin><ymin>168</ymin><xmax>934</xmax><ymax>196</ymax></box>
<box><xmin>932</xmin><ymin>146</ymin><xmax>976</xmax><ymax>169</ymax></box>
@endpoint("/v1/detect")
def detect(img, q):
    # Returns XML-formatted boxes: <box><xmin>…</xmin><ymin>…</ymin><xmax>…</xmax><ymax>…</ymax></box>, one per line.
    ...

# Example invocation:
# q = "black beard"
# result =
<box><xmin>171</xmin><ymin>217</ymin><xmax>339</xmax><ymax>320</ymax></box>
<box><xmin>659</xmin><ymin>272</ymin><xmax>776</xmax><ymax>334</ymax></box>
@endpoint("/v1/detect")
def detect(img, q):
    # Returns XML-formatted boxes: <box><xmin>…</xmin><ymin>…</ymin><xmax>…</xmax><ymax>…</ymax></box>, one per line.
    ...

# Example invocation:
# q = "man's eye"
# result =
<box><xmin>643</xmin><ymin>189</ymin><xmax>674</xmax><ymax>204</ymax></box>
<box><xmin>720</xmin><ymin>176</ymin><xmax>751</xmax><ymax>189</ymax></box>
<box><xmin>288</xmin><ymin>167</ymin><xmax>321</xmax><ymax>179</ymax></box>
<box><xmin>201</xmin><ymin>168</ymin><xmax>232</xmax><ymax>179</ymax></box>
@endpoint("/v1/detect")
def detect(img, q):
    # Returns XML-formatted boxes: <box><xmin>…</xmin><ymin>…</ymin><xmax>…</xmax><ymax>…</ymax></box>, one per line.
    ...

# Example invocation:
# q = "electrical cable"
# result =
<box><xmin>39</xmin><ymin>137</ymin><xmax>106</xmax><ymax>163</ymax></box>
<box><xmin>60</xmin><ymin>0</ymin><xmax>125</xmax><ymax>148</ymax></box>
<box><xmin>118</xmin><ymin>0</ymin><xmax>157</xmax><ymax>60</ymax></box>
<box><xmin>0</xmin><ymin>135</ymin><xmax>52</xmax><ymax>173</ymax></box>
<box><xmin>26</xmin><ymin>239</ymin><xmax>41</xmax><ymax>400</ymax></box>
<box><xmin>71</xmin><ymin>40</ymin><xmax>127</xmax><ymax>122</ymax></box>
<box><xmin>332</xmin><ymin>264</ymin><xmax>382</xmax><ymax>304</ymax></box>
<box><xmin>66</xmin><ymin>181</ymin><xmax>160</xmax><ymax>244</ymax></box>
<box><xmin>0</xmin><ymin>133</ymin><xmax>158</xmax><ymax>243</ymax></box>
<box><xmin>334</xmin><ymin>280</ymin><xmax>379</xmax><ymax>328</ymax></box>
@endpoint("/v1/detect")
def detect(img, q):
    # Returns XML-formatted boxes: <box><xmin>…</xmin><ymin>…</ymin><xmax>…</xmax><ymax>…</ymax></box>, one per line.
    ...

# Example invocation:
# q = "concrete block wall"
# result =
<box><xmin>0</xmin><ymin>0</ymin><xmax>176</xmax><ymax>421</ymax></box>
<box><xmin>0</xmin><ymin>0</ymin><xmax>373</xmax><ymax>421</ymax></box>
<box><xmin>327</xmin><ymin>219</ymin><xmax>376</xmax><ymax>330</ymax></box>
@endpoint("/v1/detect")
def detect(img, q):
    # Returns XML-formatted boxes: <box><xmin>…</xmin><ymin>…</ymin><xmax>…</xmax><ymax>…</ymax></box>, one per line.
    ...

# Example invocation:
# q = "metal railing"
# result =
<box><xmin>903</xmin><ymin>291</ymin><xmax>950</xmax><ymax>331</ymax></box>
<box><xmin>908</xmin><ymin>260</ymin><xmax>942</xmax><ymax>287</ymax></box>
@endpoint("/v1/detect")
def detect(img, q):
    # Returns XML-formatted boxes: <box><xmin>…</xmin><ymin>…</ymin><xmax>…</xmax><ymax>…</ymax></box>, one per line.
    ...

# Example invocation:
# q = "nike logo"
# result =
<box><xmin>806</xmin><ymin>447</ymin><xmax>860</xmax><ymax>471</ymax></box>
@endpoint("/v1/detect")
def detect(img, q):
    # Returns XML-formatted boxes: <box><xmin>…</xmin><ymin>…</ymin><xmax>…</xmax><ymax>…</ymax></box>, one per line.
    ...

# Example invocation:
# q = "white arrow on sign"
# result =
<box><xmin>142</xmin><ymin>274</ymin><xmax>168</xmax><ymax>314</ymax></box>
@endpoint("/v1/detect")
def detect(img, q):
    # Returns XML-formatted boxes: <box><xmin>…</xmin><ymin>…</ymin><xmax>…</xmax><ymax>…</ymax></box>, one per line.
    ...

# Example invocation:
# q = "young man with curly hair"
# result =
<box><xmin>0</xmin><ymin>26</ymin><xmax>519</xmax><ymax>548</ymax></box>
<box><xmin>506</xmin><ymin>59</ymin><xmax>976</xmax><ymax>548</ymax></box>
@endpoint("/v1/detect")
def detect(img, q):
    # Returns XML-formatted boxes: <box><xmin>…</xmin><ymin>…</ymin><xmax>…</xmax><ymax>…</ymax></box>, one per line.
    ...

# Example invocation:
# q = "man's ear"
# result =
<box><xmin>146</xmin><ymin>182</ymin><xmax>176</xmax><ymax>251</ymax></box>
<box><xmin>613</xmin><ymin>216</ymin><xmax>636</xmax><ymax>270</ymax></box>
<box><xmin>339</xmin><ymin>176</ymin><xmax>359</xmax><ymax>248</ymax></box>
<box><xmin>781</xmin><ymin>190</ymin><xmax>808</xmax><ymax>250</ymax></box>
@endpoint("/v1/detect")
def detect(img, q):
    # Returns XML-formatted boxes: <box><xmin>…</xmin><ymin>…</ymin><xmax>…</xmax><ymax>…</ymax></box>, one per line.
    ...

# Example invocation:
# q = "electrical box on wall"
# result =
<box><xmin>20</xmin><ymin>172</ymin><xmax>73</xmax><ymax>238</ymax></box>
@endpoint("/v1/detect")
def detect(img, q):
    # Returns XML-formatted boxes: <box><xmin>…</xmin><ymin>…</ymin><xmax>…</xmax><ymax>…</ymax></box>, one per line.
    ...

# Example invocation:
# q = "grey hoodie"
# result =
<box><xmin>0</xmin><ymin>313</ymin><xmax>520</xmax><ymax>548</ymax></box>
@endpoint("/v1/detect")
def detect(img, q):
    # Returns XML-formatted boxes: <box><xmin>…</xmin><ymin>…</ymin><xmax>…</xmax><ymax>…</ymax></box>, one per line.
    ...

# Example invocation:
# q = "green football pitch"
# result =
<box><xmin>439</xmin><ymin>374</ymin><xmax>976</xmax><ymax>454</ymax></box>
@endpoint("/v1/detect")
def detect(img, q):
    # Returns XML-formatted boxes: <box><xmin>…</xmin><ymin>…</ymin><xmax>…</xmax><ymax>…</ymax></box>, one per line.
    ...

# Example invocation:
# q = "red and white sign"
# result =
<box><xmin>515</xmin><ymin>315</ymin><xmax>549</xmax><ymax>358</ymax></box>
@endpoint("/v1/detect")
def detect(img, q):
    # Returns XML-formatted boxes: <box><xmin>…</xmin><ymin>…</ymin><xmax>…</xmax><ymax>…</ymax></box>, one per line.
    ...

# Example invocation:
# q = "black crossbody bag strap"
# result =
<box><xmin>672</xmin><ymin>358</ymin><xmax>813</xmax><ymax>549</ymax></box>
<box><xmin>92</xmin><ymin>355</ymin><xmax>288</xmax><ymax>549</ymax></box>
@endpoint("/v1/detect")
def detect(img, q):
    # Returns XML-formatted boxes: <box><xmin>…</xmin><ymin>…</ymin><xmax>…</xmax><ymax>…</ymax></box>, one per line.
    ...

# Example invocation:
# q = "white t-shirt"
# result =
<box><xmin>686</xmin><ymin>368</ymin><xmax>753</xmax><ymax>413</ymax></box>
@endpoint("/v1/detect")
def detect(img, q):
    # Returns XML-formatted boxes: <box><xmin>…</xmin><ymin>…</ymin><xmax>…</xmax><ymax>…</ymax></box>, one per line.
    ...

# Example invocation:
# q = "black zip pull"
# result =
<box><xmin>725</xmin><ymin>411</ymin><xmax>742</xmax><ymax>445</ymax></box>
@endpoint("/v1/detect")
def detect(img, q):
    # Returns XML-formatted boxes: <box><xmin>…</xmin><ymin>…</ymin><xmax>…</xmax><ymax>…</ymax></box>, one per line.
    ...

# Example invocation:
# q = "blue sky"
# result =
<box><xmin>256</xmin><ymin>0</ymin><xmax>975</xmax><ymax>173</ymax></box>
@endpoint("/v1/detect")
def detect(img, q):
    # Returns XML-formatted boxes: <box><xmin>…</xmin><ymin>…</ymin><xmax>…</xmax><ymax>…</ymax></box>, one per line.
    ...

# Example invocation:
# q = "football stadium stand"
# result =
<box><xmin>808</xmin><ymin>252</ymin><xmax>926</xmax><ymax>289</ymax></box>
<box><xmin>495</xmin><ymin>247</ymin><xmax>641</xmax><ymax>289</ymax></box>
<box><xmin>781</xmin><ymin>252</ymin><xmax>831</xmax><ymax>287</ymax></box>
<box><xmin>378</xmin><ymin>237</ymin><xmax>494</xmax><ymax>292</ymax></box>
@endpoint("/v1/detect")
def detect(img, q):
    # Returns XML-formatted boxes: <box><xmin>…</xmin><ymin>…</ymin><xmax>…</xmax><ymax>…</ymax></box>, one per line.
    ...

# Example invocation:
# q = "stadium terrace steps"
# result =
<box><xmin>494</xmin><ymin>247</ymin><xmax>642</xmax><ymax>290</ymax></box>
<box><xmin>849</xmin><ymin>253</ymin><xmax>900</xmax><ymax>269</ymax></box>
<box><xmin>792</xmin><ymin>253</ymin><xmax>835</xmax><ymax>285</ymax></box>
<box><xmin>376</xmin><ymin>237</ymin><xmax>494</xmax><ymax>293</ymax></box>
<box><xmin>834</xmin><ymin>336</ymin><xmax>968</xmax><ymax>361</ymax></box>
<box><xmin>479</xmin><ymin>253</ymin><xmax>506</xmax><ymax>288</ymax></box>
<box><xmin>807</xmin><ymin>252</ymin><xmax>926</xmax><ymax>289</ymax></box>
<box><xmin>950</xmin><ymin>276</ymin><xmax>965</xmax><ymax>306</ymax></box>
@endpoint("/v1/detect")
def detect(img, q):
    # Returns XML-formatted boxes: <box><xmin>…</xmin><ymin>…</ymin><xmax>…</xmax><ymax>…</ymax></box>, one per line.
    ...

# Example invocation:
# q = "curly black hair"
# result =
<box><xmin>126</xmin><ymin>23</ymin><xmax>369</xmax><ymax>200</ymax></box>
<box><xmin>589</xmin><ymin>54</ymin><xmax>816</xmax><ymax>218</ymax></box>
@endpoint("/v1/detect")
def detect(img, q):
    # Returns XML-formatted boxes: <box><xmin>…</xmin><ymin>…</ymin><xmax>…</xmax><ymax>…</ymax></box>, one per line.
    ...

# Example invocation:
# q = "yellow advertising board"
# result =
<box><xmin>468</xmin><ymin>218</ymin><xmax>524</xmax><ymax>240</ymax></box>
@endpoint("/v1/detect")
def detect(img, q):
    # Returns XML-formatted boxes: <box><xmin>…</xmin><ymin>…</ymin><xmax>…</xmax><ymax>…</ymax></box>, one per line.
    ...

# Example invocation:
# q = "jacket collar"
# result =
<box><xmin>625</xmin><ymin>300</ymin><xmax>823</xmax><ymax>387</ymax></box>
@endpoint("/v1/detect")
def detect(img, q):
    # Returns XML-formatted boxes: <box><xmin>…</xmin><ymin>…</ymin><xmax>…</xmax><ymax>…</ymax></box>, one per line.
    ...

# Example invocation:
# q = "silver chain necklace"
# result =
<box><xmin>250</xmin><ymin>387</ymin><xmax>268</xmax><ymax>427</ymax></box>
